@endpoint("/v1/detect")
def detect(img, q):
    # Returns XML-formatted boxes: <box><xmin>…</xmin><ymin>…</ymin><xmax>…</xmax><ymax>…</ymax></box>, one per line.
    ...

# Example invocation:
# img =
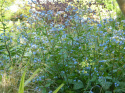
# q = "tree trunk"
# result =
<box><xmin>117</xmin><ymin>0</ymin><xmax>125</xmax><ymax>16</ymax></box>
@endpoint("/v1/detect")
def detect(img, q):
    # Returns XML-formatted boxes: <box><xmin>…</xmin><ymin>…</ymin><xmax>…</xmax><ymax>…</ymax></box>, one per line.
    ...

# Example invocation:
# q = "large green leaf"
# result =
<box><xmin>53</xmin><ymin>83</ymin><xmax>64</xmax><ymax>93</ymax></box>
<box><xmin>18</xmin><ymin>68</ymin><xmax>26</xmax><ymax>93</ymax></box>
<box><xmin>98</xmin><ymin>77</ymin><xmax>112</xmax><ymax>90</ymax></box>
<box><xmin>105</xmin><ymin>91</ymin><xmax>112</xmax><ymax>93</ymax></box>
<box><xmin>73</xmin><ymin>80</ymin><xmax>84</xmax><ymax>90</ymax></box>
<box><xmin>24</xmin><ymin>68</ymin><xmax>40</xmax><ymax>86</ymax></box>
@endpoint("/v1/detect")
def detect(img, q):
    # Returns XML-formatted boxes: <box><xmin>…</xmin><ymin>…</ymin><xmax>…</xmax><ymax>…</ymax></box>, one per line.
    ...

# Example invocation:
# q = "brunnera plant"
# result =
<box><xmin>0</xmin><ymin>0</ymin><xmax>125</xmax><ymax>93</ymax></box>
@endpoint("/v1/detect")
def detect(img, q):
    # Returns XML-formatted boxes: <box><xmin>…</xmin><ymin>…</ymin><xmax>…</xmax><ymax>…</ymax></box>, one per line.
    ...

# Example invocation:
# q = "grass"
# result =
<box><xmin>0</xmin><ymin>0</ymin><xmax>125</xmax><ymax>93</ymax></box>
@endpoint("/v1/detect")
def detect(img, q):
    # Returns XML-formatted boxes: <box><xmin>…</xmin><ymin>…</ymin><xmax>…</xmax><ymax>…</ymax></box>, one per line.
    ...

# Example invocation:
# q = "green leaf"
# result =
<box><xmin>24</xmin><ymin>51</ymin><xmax>32</xmax><ymax>57</ymax></box>
<box><xmin>105</xmin><ymin>76</ymin><xmax>112</xmax><ymax>80</ymax></box>
<box><xmin>0</xmin><ymin>45</ymin><xmax>6</xmax><ymax>50</ymax></box>
<box><xmin>2</xmin><ymin>16</ymin><xmax>5</xmax><ymax>18</ymax></box>
<box><xmin>10</xmin><ymin>51</ymin><xmax>16</xmax><ymax>56</ymax></box>
<box><xmin>0</xmin><ymin>74</ymin><xmax>2</xmax><ymax>82</ymax></box>
<box><xmin>113</xmin><ymin>69</ymin><xmax>117</xmax><ymax>73</ymax></box>
<box><xmin>24</xmin><ymin>68</ymin><xmax>40</xmax><ymax>86</ymax></box>
<box><xmin>67</xmin><ymin>79</ymin><xmax>74</xmax><ymax>84</ymax></box>
<box><xmin>53</xmin><ymin>83</ymin><xmax>64</xmax><ymax>93</ymax></box>
<box><xmin>18</xmin><ymin>68</ymin><xmax>27</xmax><ymax>93</ymax></box>
<box><xmin>90</xmin><ymin>76</ymin><xmax>97</xmax><ymax>82</ymax></box>
<box><xmin>45</xmin><ymin>83</ymin><xmax>51</xmax><ymax>87</ymax></box>
<box><xmin>73</xmin><ymin>80</ymin><xmax>84</xmax><ymax>90</ymax></box>
<box><xmin>42</xmin><ymin>88</ymin><xmax>47</xmax><ymax>93</ymax></box>
<box><xmin>98</xmin><ymin>78</ymin><xmax>112</xmax><ymax>90</ymax></box>
<box><xmin>105</xmin><ymin>91</ymin><xmax>112</xmax><ymax>93</ymax></box>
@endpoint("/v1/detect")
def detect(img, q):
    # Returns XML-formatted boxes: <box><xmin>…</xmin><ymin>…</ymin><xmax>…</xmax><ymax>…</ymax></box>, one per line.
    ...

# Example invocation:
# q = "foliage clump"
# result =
<box><xmin>33</xmin><ymin>0</ymin><xmax>78</xmax><ymax>26</ymax></box>
<box><xmin>0</xmin><ymin>0</ymin><xmax>125</xmax><ymax>93</ymax></box>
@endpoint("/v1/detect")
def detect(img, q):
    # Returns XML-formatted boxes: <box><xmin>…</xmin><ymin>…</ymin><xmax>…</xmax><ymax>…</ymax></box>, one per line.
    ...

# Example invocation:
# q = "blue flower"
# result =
<box><xmin>97</xmin><ymin>24</ymin><xmax>102</xmax><ymax>27</ymax></box>
<box><xmin>24</xmin><ymin>15</ymin><xmax>27</xmax><ymax>18</ymax></box>
<box><xmin>99</xmin><ymin>60</ymin><xmax>107</xmax><ymax>63</ymax></box>
<box><xmin>104</xmin><ymin>46</ymin><xmax>107</xmax><ymax>51</ymax></box>
<box><xmin>31</xmin><ymin>43</ymin><xmax>37</xmax><ymax>49</ymax></box>
<box><xmin>109</xmin><ymin>18</ymin><xmax>113</xmax><ymax>21</ymax></box>
<box><xmin>65</xmin><ymin>20</ymin><xmax>69</xmax><ymax>25</ymax></box>
<box><xmin>33</xmin><ymin>52</ymin><xmax>36</xmax><ymax>55</ymax></box>
<box><xmin>49</xmin><ymin>91</ymin><xmax>53</xmax><ymax>93</ymax></box>
<box><xmin>115</xmin><ymin>83</ymin><xmax>119</xmax><ymax>87</ymax></box>
<box><xmin>50</xmin><ymin>27</ymin><xmax>57</xmax><ymax>32</ymax></box>
<box><xmin>74</xmin><ymin>61</ymin><xmax>78</xmax><ymax>64</ymax></box>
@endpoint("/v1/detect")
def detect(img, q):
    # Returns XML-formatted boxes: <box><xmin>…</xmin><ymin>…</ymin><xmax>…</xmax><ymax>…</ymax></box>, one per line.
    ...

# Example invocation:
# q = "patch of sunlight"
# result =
<box><xmin>9</xmin><ymin>4</ymin><xmax>19</xmax><ymax>12</ymax></box>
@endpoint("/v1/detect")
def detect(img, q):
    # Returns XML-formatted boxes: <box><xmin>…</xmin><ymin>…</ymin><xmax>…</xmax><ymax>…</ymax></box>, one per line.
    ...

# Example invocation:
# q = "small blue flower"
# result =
<box><xmin>74</xmin><ymin>61</ymin><xmax>78</xmax><ymax>64</ymax></box>
<box><xmin>104</xmin><ymin>46</ymin><xmax>107</xmax><ymax>51</ymax></box>
<box><xmin>97</xmin><ymin>24</ymin><xmax>102</xmax><ymax>27</ymax></box>
<box><xmin>86</xmin><ymin>57</ymin><xmax>88</xmax><ymax>60</ymax></box>
<box><xmin>49</xmin><ymin>91</ymin><xmax>53</xmax><ymax>93</ymax></box>
<box><xmin>65</xmin><ymin>20</ymin><xmax>69</xmax><ymax>25</ymax></box>
<box><xmin>82</xmin><ymin>70</ymin><xmax>84</xmax><ymax>73</ymax></box>
<box><xmin>109</xmin><ymin>18</ymin><xmax>113</xmax><ymax>21</ymax></box>
<box><xmin>61</xmin><ymin>71</ymin><xmax>65</xmax><ymax>73</ymax></box>
<box><xmin>99</xmin><ymin>60</ymin><xmax>107</xmax><ymax>63</ymax></box>
<box><xmin>74</xmin><ymin>79</ymin><xmax>76</xmax><ymax>81</ymax></box>
<box><xmin>31</xmin><ymin>43</ymin><xmax>37</xmax><ymax>49</ymax></box>
<box><xmin>50</xmin><ymin>27</ymin><xmax>57</xmax><ymax>31</ymax></box>
<box><xmin>24</xmin><ymin>15</ymin><xmax>27</xmax><ymax>18</ymax></box>
<box><xmin>86</xmin><ymin>67</ymin><xmax>91</xmax><ymax>69</ymax></box>
<box><xmin>79</xmin><ymin>46</ymin><xmax>81</xmax><ymax>49</ymax></box>
<box><xmin>33</xmin><ymin>52</ymin><xmax>36</xmax><ymax>55</ymax></box>
<box><xmin>115</xmin><ymin>83</ymin><xmax>119</xmax><ymax>87</ymax></box>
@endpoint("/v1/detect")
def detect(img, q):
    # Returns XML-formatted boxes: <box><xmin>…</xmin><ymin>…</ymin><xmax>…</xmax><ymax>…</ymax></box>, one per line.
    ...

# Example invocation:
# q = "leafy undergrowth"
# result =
<box><xmin>0</xmin><ymin>0</ymin><xmax>125</xmax><ymax>93</ymax></box>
